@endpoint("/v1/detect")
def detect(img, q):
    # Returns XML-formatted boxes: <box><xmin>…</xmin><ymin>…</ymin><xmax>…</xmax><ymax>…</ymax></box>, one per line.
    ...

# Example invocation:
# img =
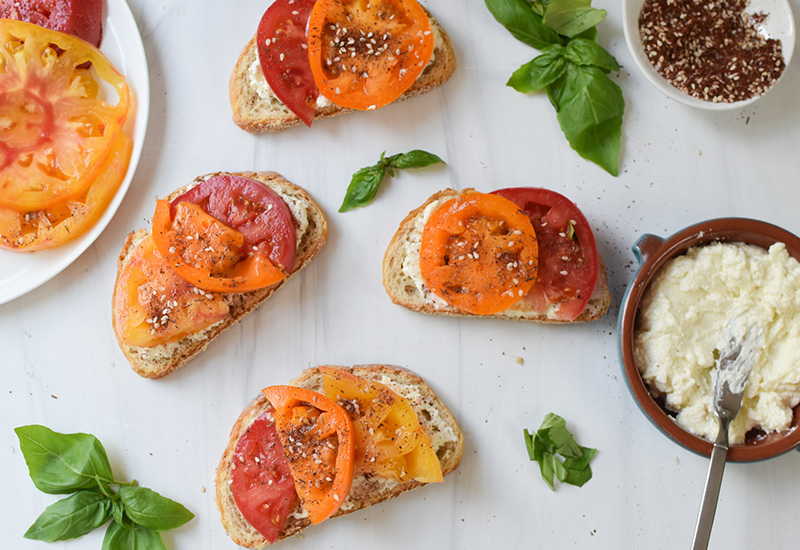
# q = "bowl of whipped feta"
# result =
<box><xmin>618</xmin><ymin>218</ymin><xmax>800</xmax><ymax>461</ymax></box>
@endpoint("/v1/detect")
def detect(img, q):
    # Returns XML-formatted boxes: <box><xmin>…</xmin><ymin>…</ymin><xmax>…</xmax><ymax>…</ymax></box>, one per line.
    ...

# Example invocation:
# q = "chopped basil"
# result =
<box><xmin>523</xmin><ymin>413</ymin><xmax>597</xmax><ymax>490</ymax></box>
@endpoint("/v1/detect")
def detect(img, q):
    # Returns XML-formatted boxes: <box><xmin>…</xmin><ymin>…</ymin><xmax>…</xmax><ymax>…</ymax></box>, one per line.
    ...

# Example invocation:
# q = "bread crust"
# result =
<box><xmin>111</xmin><ymin>171</ymin><xmax>328</xmax><ymax>379</ymax></box>
<box><xmin>382</xmin><ymin>188</ymin><xmax>611</xmax><ymax>323</ymax></box>
<box><xmin>215</xmin><ymin>365</ymin><xmax>464</xmax><ymax>548</ymax></box>
<box><xmin>229</xmin><ymin>11</ymin><xmax>457</xmax><ymax>133</ymax></box>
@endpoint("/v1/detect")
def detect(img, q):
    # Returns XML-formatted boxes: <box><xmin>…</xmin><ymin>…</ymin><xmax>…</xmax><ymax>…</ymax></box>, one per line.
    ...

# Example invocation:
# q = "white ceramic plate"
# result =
<box><xmin>0</xmin><ymin>0</ymin><xmax>150</xmax><ymax>305</ymax></box>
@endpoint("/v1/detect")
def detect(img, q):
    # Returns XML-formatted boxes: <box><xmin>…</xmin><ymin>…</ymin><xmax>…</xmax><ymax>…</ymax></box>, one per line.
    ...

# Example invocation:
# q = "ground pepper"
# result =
<box><xmin>639</xmin><ymin>0</ymin><xmax>785</xmax><ymax>103</ymax></box>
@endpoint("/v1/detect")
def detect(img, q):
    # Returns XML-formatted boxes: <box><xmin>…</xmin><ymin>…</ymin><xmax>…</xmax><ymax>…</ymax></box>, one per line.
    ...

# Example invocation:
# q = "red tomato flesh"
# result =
<box><xmin>257</xmin><ymin>0</ymin><xmax>319</xmax><ymax>127</ymax></box>
<box><xmin>491</xmin><ymin>187</ymin><xmax>599</xmax><ymax>321</ymax></box>
<box><xmin>0</xmin><ymin>0</ymin><xmax>104</xmax><ymax>46</ymax></box>
<box><xmin>171</xmin><ymin>174</ymin><xmax>297</xmax><ymax>271</ymax></box>
<box><xmin>231</xmin><ymin>410</ymin><xmax>298</xmax><ymax>544</ymax></box>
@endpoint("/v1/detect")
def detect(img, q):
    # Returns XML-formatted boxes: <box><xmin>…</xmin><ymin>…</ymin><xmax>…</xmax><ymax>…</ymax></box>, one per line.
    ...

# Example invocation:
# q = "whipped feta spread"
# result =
<box><xmin>634</xmin><ymin>242</ymin><xmax>800</xmax><ymax>443</ymax></box>
<box><xmin>401</xmin><ymin>199</ymin><xmax>450</xmax><ymax>308</ymax></box>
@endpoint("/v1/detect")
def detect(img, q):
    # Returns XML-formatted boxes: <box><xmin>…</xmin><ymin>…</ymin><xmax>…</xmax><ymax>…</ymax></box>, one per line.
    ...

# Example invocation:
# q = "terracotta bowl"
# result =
<box><xmin>618</xmin><ymin>218</ymin><xmax>800</xmax><ymax>461</ymax></box>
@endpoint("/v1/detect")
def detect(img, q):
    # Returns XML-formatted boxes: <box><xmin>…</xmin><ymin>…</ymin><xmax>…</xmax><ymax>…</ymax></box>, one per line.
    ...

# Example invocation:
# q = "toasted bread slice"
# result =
<box><xmin>229</xmin><ymin>11</ymin><xmax>457</xmax><ymax>133</ymax></box>
<box><xmin>215</xmin><ymin>364</ymin><xmax>464</xmax><ymax>548</ymax></box>
<box><xmin>112</xmin><ymin>172</ymin><xmax>328</xmax><ymax>379</ymax></box>
<box><xmin>383</xmin><ymin>188</ymin><xmax>611</xmax><ymax>323</ymax></box>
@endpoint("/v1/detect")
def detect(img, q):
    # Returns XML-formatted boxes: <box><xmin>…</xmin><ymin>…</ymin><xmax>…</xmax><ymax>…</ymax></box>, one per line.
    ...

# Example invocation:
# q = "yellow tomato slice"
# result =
<box><xmin>0</xmin><ymin>19</ymin><xmax>131</xmax><ymax>212</ymax></box>
<box><xmin>320</xmin><ymin>367</ymin><xmax>443</xmax><ymax>483</ymax></box>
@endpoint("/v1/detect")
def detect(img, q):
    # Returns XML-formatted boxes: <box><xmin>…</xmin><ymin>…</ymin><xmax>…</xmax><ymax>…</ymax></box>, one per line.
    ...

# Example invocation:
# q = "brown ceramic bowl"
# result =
<box><xmin>618</xmin><ymin>218</ymin><xmax>800</xmax><ymax>462</ymax></box>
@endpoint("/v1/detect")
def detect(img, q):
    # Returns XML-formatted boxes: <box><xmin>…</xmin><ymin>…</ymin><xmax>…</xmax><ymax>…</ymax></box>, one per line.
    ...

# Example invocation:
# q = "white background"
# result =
<box><xmin>2</xmin><ymin>0</ymin><xmax>800</xmax><ymax>548</ymax></box>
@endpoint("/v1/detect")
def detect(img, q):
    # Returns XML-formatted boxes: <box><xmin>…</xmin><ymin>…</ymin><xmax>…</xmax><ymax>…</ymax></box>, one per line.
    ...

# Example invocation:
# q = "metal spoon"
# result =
<box><xmin>691</xmin><ymin>328</ymin><xmax>760</xmax><ymax>550</ymax></box>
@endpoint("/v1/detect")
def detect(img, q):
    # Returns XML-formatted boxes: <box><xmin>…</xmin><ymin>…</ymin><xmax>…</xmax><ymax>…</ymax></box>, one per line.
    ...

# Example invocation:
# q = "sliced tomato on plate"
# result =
<box><xmin>257</xmin><ymin>0</ymin><xmax>319</xmax><ymax>126</ymax></box>
<box><xmin>0</xmin><ymin>0</ymin><xmax>104</xmax><ymax>46</ymax></box>
<box><xmin>231</xmin><ymin>410</ymin><xmax>299</xmax><ymax>544</ymax></box>
<box><xmin>306</xmin><ymin>0</ymin><xmax>435</xmax><ymax>111</ymax></box>
<box><xmin>420</xmin><ymin>192</ymin><xmax>539</xmax><ymax>315</ymax></box>
<box><xmin>320</xmin><ymin>367</ymin><xmax>442</xmax><ymax>483</ymax></box>
<box><xmin>492</xmin><ymin>187</ymin><xmax>599</xmax><ymax>321</ymax></box>
<box><xmin>0</xmin><ymin>19</ymin><xmax>130</xmax><ymax>213</ymax></box>
<box><xmin>261</xmin><ymin>386</ymin><xmax>355</xmax><ymax>525</ymax></box>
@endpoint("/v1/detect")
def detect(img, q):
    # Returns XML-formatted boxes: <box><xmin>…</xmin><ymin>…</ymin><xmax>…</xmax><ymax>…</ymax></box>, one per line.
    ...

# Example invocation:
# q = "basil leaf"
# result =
<box><xmin>119</xmin><ymin>485</ymin><xmax>194</xmax><ymax>532</ymax></box>
<box><xmin>562</xmin><ymin>447</ymin><xmax>597</xmax><ymax>487</ymax></box>
<box><xmin>387</xmin><ymin>150</ymin><xmax>444</xmax><ymax>170</ymax></box>
<box><xmin>564</xmin><ymin>38</ymin><xmax>620</xmax><ymax>72</ymax></box>
<box><xmin>339</xmin><ymin>164</ymin><xmax>386</xmax><ymax>213</ymax></box>
<box><xmin>485</xmin><ymin>0</ymin><xmax>560</xmax><ymax>49</ymax></box>
<box><xmin>524</xmin><ymin>413</ymin><xmax>597</xmax><ymax>489</ymax></box>
<box><xmin>16</xmin><ymin>425</ymin><xmax>114</xmax><ymax>494</ymax></box>
<box><xmin>507</xmin><ymin>44</ymin><xmax>567</xmax><ymax>92</ymax></box>
<box><xmin>102</xmin><ymin>521</ymin><xmax>167</xmax><ymax>550</ymax></box>
<box><xmin>553</xmin><ymin>64</ymin><xmax>623</xmax><ymax>176</ymax></box>
<box><xmin>24</xmin><ymin>491</ymin><xmax>112</xmax><ymax>541</ymax></box>
<box><xmin>542</xmin><ymin>0</ymin><xmax>607</xmax><ymax>37</ymax></box>
<box><xmin>111</xmin><ymin>499</ymin><xmax>128</xmax><ymax>527</ymax></box>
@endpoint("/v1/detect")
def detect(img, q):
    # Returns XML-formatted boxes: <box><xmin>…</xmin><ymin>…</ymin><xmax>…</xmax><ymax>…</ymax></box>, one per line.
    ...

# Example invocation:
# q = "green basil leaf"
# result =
<box><xmin>562</xmin><ymin>447</ymin><xmax>597</xmax><ymax>487</ymax></box>
<box><xmin>573</xmin><ymin>25</ymin><xmax>598</xmax><ymax>42</ymax></box>
<box><xmin>542</xmin><ymin>0</ymin><xmax>607</xmax><ymax>37</ymax></box>
<box><xmin>118</xmin><ymin>486</ymin><xmax>194</xmax><ymax>532</ymax></box>
<box><xmin>102</xmin><ymin>521</ymin><xmax>167</xmax><ymax>550</ymax></box>
<box><xmin>24</xmin><ymin>491</ymin><xmax>112</xmax><ymax>542</ymax></box>
<box><xmin>338</xmin><ymin>164</ymin><xmax>386</xmax><ymax>213</ymax></box>
<box><xmin>564</xmin><ymin>38</ymin><xmax>620</xmax><ymax>72</ymax></box>
<box><xmin>553</xmin><ymin>64</ymin><xmax>623</xmax><ymax>176</ymax></box>
<box><xmin>540</xmin><ymin>413</ymin><xmax>583</xmax><ymax>459</ymax></box>
<box><xmin>111</xmin><ymin>499</ymin><xmax>127</xmax><ymax>527</ymax></box>
<box><xmin>525</xmin><ymin>413</ymin><xmax>597</xmax><ymax>489</ymax></box>
<box><xmin>16</xmin><ymin>425</ymin><xmax>114</xmax><ymax>494</ymax></box>
<box><xmin>387</xmin><ymin>150</ymin><xmax>444</xmax><ymax>170</ymax></box>
<box><xmin>507</xmin><ymin>44</ymin><xmax>566</xmax><ymax>92</ymax></box>
<box><xmin>485</xmin><ymin>0</ymin><xmax>560</xmax><ymax>49</ymax></box>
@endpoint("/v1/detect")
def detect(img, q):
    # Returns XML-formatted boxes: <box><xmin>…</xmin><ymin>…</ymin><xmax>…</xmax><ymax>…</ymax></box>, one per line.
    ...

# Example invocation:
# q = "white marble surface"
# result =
<box><xmin>3</xmin><ymin>0</ymin><xmax>800</xmax><ymax>548</ymax></box>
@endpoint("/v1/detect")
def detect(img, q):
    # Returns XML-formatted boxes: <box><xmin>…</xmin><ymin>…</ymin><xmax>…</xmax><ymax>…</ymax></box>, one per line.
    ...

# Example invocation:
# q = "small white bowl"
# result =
<box><xmin>623</xmin><ymin>0</ymin><xmax>796</xmax><ymax>109</ymax></box>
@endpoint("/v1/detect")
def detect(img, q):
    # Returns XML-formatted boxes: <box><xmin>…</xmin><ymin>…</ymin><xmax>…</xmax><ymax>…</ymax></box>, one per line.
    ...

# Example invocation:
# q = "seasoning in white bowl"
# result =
<box><xmin>638</xmin><ymin>0</ymin><xmax>785</xmax><ymax>103</ymax></box>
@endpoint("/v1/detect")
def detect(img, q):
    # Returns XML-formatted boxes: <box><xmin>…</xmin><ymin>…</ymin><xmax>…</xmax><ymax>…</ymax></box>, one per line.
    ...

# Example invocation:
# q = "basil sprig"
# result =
<box><xmin>16</xmin><ymin>425</ymin><xmax>193</xmax><ymax>548</ymax></box>
<box><xmin>486</xmin><ymin>0</ymin><xmax>624</xmax><ymax>176</ymax></box>
<box><xmin>339</xmin><ymin>150</ymin><xmax>445</xmax><ymax>212</ymax></box>
<box><xmin>523</xmin><ymin>413</ymin><xmax>597</xmax><ymax>490</ymax></box>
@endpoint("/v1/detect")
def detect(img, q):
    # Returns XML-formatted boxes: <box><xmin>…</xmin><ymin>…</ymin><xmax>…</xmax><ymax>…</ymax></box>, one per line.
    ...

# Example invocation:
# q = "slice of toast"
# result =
<box><xmin>112</xmin><ymin>171</ymin><xmax>328</xmax><ymax>379</ymax></box>
<box><xmin>215</xmin><ymin>364</ymin><xmax>464</xmax><ymax>548</ymax></box>
<box><xmin>382</xmin><ymin>188</ymin><xmax>611</xmax><ymax>323</ymax></box>
<box><xmin>229</xmin><ymin>11</ymin><xmax>457</xmax><ymax>133</ymax></box>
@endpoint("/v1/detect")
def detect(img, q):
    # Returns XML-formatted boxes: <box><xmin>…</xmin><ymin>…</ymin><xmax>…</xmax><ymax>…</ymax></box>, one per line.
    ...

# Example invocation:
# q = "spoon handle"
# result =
<box><xmin>691</xmin><ymin>428</ymin><xmax>730</xmax><ymax>550</ymax></box>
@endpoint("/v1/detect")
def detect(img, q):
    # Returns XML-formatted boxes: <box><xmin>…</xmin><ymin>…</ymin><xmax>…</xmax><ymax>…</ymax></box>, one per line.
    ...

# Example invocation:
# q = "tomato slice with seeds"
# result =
<box><xmin>492</xmin><ymin>187</ymin><xmax>599</xmax><ymax>321</ymax></box>
<box><xmin>261</xmin><ymin>386</ymin><xmax>355</xmax><ymax>525</ymax></box>
<box><xmin>0</xmin><ymin>19</ymin><xmax>130</xmax><ymax>212</ymax></box>
<box><xmin>0</xmin><ymin>0</ymin><xmax>104</xmax><ymax>46</ymax></box>
<box><xmin>306</xmin><ymin>0</ymin><xmax>435</xmax><ymax>111</ymax></box>
<box><xmin>320</xmin><ymin>367</ymin><xmax>443</xmax><ymax>483</ymax></box>
<box><xmin>231</xmin><ymin>409</ymin><xmax>299</xmax><ymax>544</ymax></box>
<box><xmin>256</xmin><ymin>0</ymin><xmax>319</xmax><ymax>127</ymax></box>
<box><xmin>420</xmin><ymin>192</ymin><xmax>539</xmax><ymax>315</ymax></box>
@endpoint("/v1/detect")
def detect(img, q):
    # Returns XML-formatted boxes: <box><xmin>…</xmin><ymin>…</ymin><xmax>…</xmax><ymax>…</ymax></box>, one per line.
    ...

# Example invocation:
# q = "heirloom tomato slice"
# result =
<box><xmin>306</xmin><ymin>0</ymin><xmax>435</xmax><ymax>110</ymax></box>
<box><xmin>491</xmin><ymin>187</ymin><xmax>599</xmax><ymax>321</ymax></box>
<box><xmin>261</xmin><ymin>386</ymin><xmax>355</xmax><ymax>525</ymax></box>
<box><xmin>256</xmin><ymin>0</ymin><xmax>319</xmax><ymax>126</ymax></box>
<box><xmin>0</xmin><ymin>132</ymin><xmax>131</xmax><ymax>251</ymax></box>
<box><xmin>230</xmin><ymin>409</ymin><xmax>299</xmax><ymax>544</ymax></box>
<box><xmin>0</xmin><ymin>0</ymin><xmax>104</xmax><ymax>46</ymax></box>
<box><xmin>320</xmin><ymin>367</ymin><xmax>442</xmax><ymax>483</ymax></box>
<box><xmin>0</xmin><ymin>19</ymin><xmax>131</xmax><ymax>212</ymax></box>
<box><xmin>419</xmin><ymin>192</ymin><xmax>539</xmax><ymax>315</ymax></box>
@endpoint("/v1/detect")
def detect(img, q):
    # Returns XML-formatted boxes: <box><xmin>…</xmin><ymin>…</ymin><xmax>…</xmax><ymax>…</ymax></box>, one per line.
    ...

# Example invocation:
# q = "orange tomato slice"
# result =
<box><xmin>306</xmin><ymin>0</ymin><xmax>435</xmax><ymax>111</ymax></box>
<box><xmin>0</xmin><ymin>132</ymin><xmax>132</xmax><ymax>251</ymax></box>
<box><xmin>151</xmin><ymin>200</ymin><xmax>286</xmax><ymax>293</ymax></box>
<box><xmin>261</xmin><ymin>385</ymin><xmax>355</xmax><ymax>525</ymax></box>
<box><xmin>0</xmin><ymin>19</ymin><xmax>131</xmax><ymax>212</ymax></box>
<box><xmin>419</xmin><ymin>192</ymin><xmax>539</xmax><ymax>315</ymax></box>
<box><xmin>320</xmin><ymin>367</ymin><xmax>442</xmax><ymax>483</ymax></box>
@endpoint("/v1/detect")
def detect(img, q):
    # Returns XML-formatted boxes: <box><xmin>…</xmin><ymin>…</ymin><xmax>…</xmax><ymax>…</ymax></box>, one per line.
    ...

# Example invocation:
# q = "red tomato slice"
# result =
<box><xmin>306</xmin><ymin>0</ymin><xmax>435</xmax><ymax>111</ymax></box>
<box><xmin>171</xmin><ymin>174</ymin><xmax>297</xmax><ymax>271</ymax></box>
<box><xmin>256</xmin><ymin>0</ymin><xmax>319</xmax><ymax>127</ymax></box>
<box><xmin>231</xmin><ymin>410</ymin><xmax>299</xmax><ymax>544</ymax></box>
<box><xmin>0</xmin><ymin>0</ymin><xmax>104</xmax><ymax>47</ymax></box>
<box><xmin>491</xmin><ymin>187</ymin><xmax>599</xmax><ymax>321</ymax></box>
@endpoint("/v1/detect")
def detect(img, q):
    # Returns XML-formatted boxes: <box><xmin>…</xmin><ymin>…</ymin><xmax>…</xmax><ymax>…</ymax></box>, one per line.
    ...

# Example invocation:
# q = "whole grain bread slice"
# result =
<box><xmin>229</xmin><ymin>11</ymin><xmax>457</xmax><ymax>133</ymax></box>
<box><xmin>382</xmin><ymin>188</ymin><xmax>611</xmax><ymax>323</ymax></box>
<box><xmin>215</xmin><ymin>364</ymin><xmax>464</xmax><ymax>548</ymax></box>
<box><xmin>112</xmin><ymin>171</ymin><xmax>328</xmax><ymax>379</ymax></box>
